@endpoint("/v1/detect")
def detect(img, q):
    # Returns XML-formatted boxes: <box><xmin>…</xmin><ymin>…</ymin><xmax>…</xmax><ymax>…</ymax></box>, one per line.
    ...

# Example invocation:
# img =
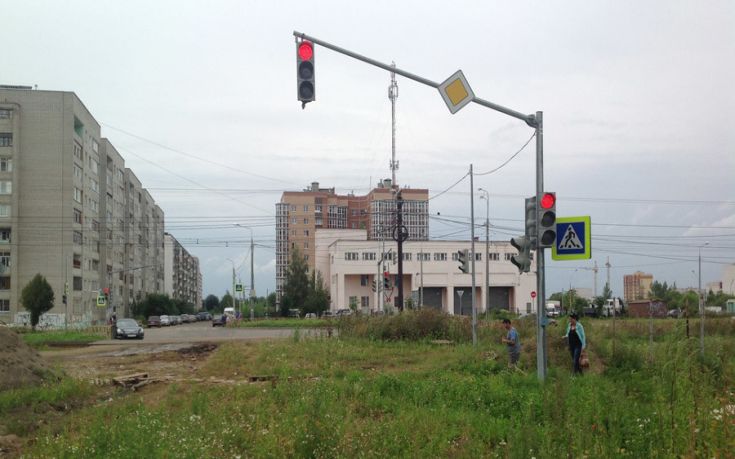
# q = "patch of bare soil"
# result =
<box><xmin>0</xmin><ymin>328</ymin><xmax>60</xmax><ymax>391</ymax></box>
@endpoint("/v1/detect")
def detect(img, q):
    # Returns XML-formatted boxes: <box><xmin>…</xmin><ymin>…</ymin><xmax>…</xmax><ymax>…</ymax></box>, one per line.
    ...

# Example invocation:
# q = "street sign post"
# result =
<box><xmin>552</xmin><ymin>216</ymin><xmax>592</xmax><ymax>260</ymax></box>
<box><xmin>531</xmin><ymin>291</ymin><xmax>537</xmax><ymax>299</ymax></box>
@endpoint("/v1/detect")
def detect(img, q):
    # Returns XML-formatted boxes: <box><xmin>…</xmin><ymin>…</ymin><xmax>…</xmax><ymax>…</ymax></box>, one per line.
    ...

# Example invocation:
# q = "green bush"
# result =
<box><xmin>337</xmin><ymin>309</ymin><xmax>472</xmax><ymax>342</ymax></box>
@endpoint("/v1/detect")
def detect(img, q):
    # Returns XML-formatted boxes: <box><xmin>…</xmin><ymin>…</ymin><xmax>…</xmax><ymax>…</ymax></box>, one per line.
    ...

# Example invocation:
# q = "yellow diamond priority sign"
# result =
<box><xmin>438</xmin><ymin>70</ymin><xmax>474</xmax><ymax>114</ymax></box>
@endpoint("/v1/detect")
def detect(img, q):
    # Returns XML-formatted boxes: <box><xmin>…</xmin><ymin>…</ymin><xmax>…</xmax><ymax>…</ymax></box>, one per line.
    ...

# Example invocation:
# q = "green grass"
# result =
<box><xmin>21</xmin><ymin>317</ymin><xmax>735</xmax><ymax>457</ymax></box>
<box><xmin>22</xmin><ymin>330</ymin><xmax>106</xmax><ymax>349</ymax></box>
<box><xmin>233</xmin><ymin>318</ymin><xmax>332</xmax><ymax>328</ymax></box>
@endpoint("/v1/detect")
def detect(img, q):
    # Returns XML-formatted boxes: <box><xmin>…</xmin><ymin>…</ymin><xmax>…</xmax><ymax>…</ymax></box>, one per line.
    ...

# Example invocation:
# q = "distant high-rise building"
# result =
<box><xmin>624</xmin><ymin>271</ymin><xmax>654</xmax><ymax>302</ymax></box>
<box><xmin>275</xmin><ymin>179</ymin><xmax>428</xmax><ymax>303</ymax></box>
<box><xmin>164</xmin><ymin>233</ymin><xmax>202</xmax><ymax>308</ymax></box>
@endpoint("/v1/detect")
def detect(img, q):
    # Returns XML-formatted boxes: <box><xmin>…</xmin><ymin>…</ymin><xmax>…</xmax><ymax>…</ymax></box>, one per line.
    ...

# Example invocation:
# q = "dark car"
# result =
<box><xmin>114</xmin><ymin>318</ymin><xmax>144</xmax><ymax>340</ymax></box>
<box><xmin>147</xmin><ymin>316</ymin><xmax>161</xmax><ymax>327</ymax></box>
<box><xmin>212</xmin><ymin>314</ymin><xmax>227</xmax><ymax>327</ymax></box>
<box><xmin>196</xmin><ymin>312</ymin><xmax>212</xmax><ymax>321</ymax></box>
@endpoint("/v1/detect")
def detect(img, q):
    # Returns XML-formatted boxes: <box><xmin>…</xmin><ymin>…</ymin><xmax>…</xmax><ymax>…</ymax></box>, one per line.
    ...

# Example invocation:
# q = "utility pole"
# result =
<box><xmin>250</xmin><ymin>234</ymin><xmax>255</xmax><ymax>320</ymax></box>
<box><xmin>395</xmin><ymin>192</ymin><xmax>406</xmax><ymax>311</ymax></box>
<box><xmin>478</xmin><ymin>188</ymin><xmax>490</xmax><ymax>317</ymax></box>
<box><xmin>469</xmin><ymin>165</ymin><xmax>477</xmax><ymax>346</ymax></box>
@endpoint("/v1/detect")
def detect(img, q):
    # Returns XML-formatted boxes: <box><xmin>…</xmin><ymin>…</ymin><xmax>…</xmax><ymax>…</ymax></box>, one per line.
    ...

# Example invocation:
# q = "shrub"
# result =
<box><xmin>337</xmin><ymin>309</ymin><xmax>471</xmax><ymax>342</ymax></box>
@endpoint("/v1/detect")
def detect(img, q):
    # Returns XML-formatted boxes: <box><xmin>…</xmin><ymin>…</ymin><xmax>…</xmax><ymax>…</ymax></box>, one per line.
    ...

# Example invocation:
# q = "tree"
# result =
<box><xmin>203</xmin><ymin>294</ymin><xmax>220</xmax><ymax>312</ymax></box>
<box><xmin>132</xmin><ymin>293</ymin><xmax>177</xmax><ymax>318</ymax></box>
<box><xmin>221</xmin><ymin>292</ymin><xmax>233</xmax><ymax>309</ymax></box>
<box><xmin>303</xmin><ymin>271</ymin><xmax>329</xmax><ymax>316</ymax></box>
<box><xmin>21</xmin><ymin>273</ymin><xmax>55</xmax><ymax>330</ymax></box>
<box><xmin>281</xmin><ymin>246</ymin><xmax>310</xmax><ymax>316</ymax></box>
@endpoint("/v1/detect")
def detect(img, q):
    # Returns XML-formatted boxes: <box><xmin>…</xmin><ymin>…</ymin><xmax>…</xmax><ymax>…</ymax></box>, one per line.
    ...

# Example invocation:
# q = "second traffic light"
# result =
<box><xmin>296</xmin><ymin>40</ymin><xmax>315</xmax><ymax>107</ymax></box>
<box><xmin>510</xmin><ymin>236</ymin><xmax>533</xmax><ymax>273</ymax></box>
<box><xmin>538</xmin><ymin>192</ymin><xmax>556</xmax><ymax>248</ymax></box>
<box><xmin>457</xmin><ymin>249</ymin><xmax>469</xmax><ymax>273</ymax></box>
<box><xmin>524</xmin><ymin>196</ymin><xmax>537</xmax><ymax>248</ymax></box>
<box><xmin>383</xmin><ymin>272</ymin><xmax>391</xmax><ymax>289</ymax></box>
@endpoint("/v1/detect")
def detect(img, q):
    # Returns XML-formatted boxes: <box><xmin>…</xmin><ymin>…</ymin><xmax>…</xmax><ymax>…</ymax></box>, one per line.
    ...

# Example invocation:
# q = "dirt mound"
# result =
<box><xmin>176</xmin><ymin>343</ymin><xmax>218</xmax><ymax>356</ymax></box>
<box><xmin>0</xmin><ymin>328</ymin><xmax>60</xmax><ymax>391</ymax></box>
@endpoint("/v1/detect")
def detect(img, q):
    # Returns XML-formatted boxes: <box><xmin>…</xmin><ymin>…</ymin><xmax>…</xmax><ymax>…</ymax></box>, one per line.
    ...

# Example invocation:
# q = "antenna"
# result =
<box><xmin>389</xmin><ymin>62</ymin><xmax>399</xmax><ymax>188</ymax></box>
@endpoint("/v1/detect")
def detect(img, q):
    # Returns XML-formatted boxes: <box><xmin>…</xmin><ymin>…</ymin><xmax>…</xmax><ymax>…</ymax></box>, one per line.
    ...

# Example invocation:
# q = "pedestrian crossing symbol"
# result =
<box><xmin>552</xmin><ymin>216</ymin><xmax>591</xmax><ymax>260</ymax></box>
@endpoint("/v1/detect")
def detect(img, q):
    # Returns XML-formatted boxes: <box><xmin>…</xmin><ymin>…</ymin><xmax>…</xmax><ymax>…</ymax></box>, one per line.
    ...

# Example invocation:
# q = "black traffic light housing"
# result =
<box><xmin>371</xmin><ymin>279</ymin><xmax>377</xmax><ymax>293</ymax></box>
<box><xmin>524</xmin><ymin>196</ymin><xmax>538</xmax><ymax>249</ymax></box>
<box><xmin>538</xmin><ymin>192</ymin><xmax>556</xmax><ymax>248</ymax></box>
<box><xmin>510</xmin><ymin>236</ymin><xmax>533</xmax><ymax>273</ymax></box>
<box><xmin>296</xmin><ymin>40</ymin><xmax>315</xmax><ymax>107</ymax></box>
<box><xmin>457</xmin><ymin>249</ymin><xmax>469</xmax><ymax>273</ymax></box>
<box><xmin>383</xmin><ymin>272</ymin><xmax>390</xmax><ymax>289</ymax></box>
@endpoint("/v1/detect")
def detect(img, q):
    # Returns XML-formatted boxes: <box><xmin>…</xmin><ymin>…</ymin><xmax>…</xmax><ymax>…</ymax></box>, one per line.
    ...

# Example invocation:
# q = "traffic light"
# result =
<box><xmin>457</xmin><ymin>249</ymin><xmax>469</xmax><ymax>273</ymax></box>
<box><xmin>62</xmin><ymin>294</ymin><xmax>67</xmax><ymax>305</ymax></box>
<box><xmin>371</xmin><ymin>279</ymin><xmax>377</xmax><ymax>292</ymax></box>
<box><xmin>524</xmin><ymin>196</ymin><xmax>537</xmax><ymax>248</ymax></box>
<box><xmin>383</xmin><ymin>272</ymin><xmax>391</xmax><ymax>289</ymax></box>
<box><xmin>296</xmin><ymin>40</ymin><xmax>315</xmax><ymax>107</ymax></box>
<box><xmin>538</xmin><ymin>192</ymin><xmax>556</xmax><ymax>248</ymax></box>
<box><xmin>510</xmin><ymin>236</ymin><xmax>533</xmax><ymax>273</ymax></box>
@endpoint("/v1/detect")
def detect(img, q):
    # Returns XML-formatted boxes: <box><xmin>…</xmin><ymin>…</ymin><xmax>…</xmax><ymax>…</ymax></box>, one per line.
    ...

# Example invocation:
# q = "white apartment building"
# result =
<box><xmin>0</xmin><ymin>86</ymin><xmax>179</xmax><ymax>325</ymax></box>
<box><xmin>315</xmin><ymin>230</ymin><xmax>538</xmax><ymax>314</ymax></box>
<box><xmin>163</xmin><ymin>233</ymin><xmax>202</xmax><ymax>308</ymax></box>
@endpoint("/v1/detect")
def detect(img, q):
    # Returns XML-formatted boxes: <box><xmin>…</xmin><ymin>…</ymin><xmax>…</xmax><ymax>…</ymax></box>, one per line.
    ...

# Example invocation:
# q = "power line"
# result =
<box><xmin>475</xmin><ymin>132</ymin><xmax>536</xmax><ymax>176</ymax></box>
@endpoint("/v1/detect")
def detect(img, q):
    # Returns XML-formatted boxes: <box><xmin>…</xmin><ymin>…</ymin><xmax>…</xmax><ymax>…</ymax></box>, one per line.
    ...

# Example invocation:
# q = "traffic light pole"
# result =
<box><xmin>293</xmin><ymin>30</ymin><xmax>546</xmax><ymax>379</ymax></box>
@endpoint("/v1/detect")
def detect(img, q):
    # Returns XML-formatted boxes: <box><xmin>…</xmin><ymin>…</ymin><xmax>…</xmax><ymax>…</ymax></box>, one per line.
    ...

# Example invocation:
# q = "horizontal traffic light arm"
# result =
<box><xmin>292</xmin><ymin>31</ymin><xmax>536</xmax><ymax>127</ymax></box>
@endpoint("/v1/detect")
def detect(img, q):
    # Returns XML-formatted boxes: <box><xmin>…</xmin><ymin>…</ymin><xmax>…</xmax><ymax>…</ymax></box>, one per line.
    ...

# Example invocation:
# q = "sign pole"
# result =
<box><xmin>535</xmin><ymin>111</ymin><xmax>547</xmax><ymax>379</ymax></box>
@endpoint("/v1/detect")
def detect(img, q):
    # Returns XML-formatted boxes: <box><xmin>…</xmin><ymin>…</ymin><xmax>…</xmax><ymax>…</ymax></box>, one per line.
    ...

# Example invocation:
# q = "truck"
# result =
<box><xmin>602</xmin><ymin>298</ymin><xmax>624</xmax><ymax>317</ymax></box>
<box><xmin>546</xmin><ymin>301</ymin><xmax>561</xmax><ymax>318</ymax></box>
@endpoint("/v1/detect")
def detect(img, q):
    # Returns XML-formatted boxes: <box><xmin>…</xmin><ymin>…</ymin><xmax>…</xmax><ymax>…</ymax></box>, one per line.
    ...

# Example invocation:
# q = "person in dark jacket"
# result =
<box><xmin>563</xmin><ymin>313</ymin><xmax>586</xmax><ymax>374</ymax></box>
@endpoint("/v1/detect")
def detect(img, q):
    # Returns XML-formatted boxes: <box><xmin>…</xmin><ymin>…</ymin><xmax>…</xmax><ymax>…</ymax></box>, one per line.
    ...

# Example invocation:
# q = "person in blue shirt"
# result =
<box><xmin>501</xmin><ymin>318</ymin><xmax>521</xmax><ymax>367</ymax></box>
<box><xmin>563</xmin><ymin>313</ymin><xmax>586</xmax><ymax>374</ymax></box>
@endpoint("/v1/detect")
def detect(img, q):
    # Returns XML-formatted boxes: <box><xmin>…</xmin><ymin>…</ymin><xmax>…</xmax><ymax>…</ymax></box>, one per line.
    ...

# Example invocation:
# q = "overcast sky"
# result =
<box><xmin>4</xmin><ymin>0</ymin><xmax>734</xmax><ymax>299</ymax></box>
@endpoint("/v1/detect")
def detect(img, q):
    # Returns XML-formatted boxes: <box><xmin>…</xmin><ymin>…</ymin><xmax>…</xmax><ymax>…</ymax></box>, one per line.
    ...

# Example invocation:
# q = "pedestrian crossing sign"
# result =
<box><xmin>552</xmin><ymin>216</ymin><xmax>591</xmax><ymax>260</ymax></box>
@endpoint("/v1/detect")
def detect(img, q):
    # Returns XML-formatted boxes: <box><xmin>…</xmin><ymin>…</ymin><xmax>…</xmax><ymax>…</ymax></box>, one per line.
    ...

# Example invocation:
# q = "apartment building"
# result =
<box><xmin>0</xmin><ymin>86</ymin><xmax>176</xmax><ymax>325</ymax></box>
<box><xmin>275</xmin><ymin>179</ymin><xmax>428</xmax><ymax>303</ymax></box>
<box><xmin>623</xmin><ymin>271</ymin><xmax>654</xmax><ymax>302</ymax></box>
<box><xmin>314</xmin><ymin>229</ymin><xmax>537</xmax><ymax>314</ymax></box>
<box><xmin>163</xmin><ymin>232</ymin><xmax>202</xmax><ymax>308</ymax></box>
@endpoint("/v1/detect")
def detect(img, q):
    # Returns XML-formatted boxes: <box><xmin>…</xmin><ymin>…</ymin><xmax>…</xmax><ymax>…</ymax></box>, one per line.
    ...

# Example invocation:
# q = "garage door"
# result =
<box><xmin>421</xmin><ymin>287</ymin><xmax>443</xmax><ymax>310</ymax></box>
<box><xmin>488</xmin><ymin>287</ymin><xmax>511</xmax><ymax>311</ymax></box>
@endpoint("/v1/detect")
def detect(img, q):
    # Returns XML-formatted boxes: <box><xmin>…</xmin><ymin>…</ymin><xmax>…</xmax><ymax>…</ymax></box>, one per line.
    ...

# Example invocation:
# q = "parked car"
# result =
<box><xmin>288</xmin><ymin>309</ymin><xmax>301</xmax><ymax>318</ymax></box>
<box><xmin>304</xmin><ymin>313</ymin><xmax>317</xmax><ymax>319</ymax></box>
<box><xmin>170</xmin><ymin>315</ymin><xmax>181</xmax><ymax>325</ymax></box>
<box><xmin>668</xmin><ymin>308</ymin><xmax>683</xmax><ymax>318</ymax></box>
<box><xmin>321</xmin><ymin>311</ymin><xmax>335</xmax><ymax>319</ymax></box>
<box><xmin>197</xmin><ymin>312</ymin><xmax>212</xmax><ymax>321</ymax></box>
<box><xmin>182</xmin><ymin>314</ymin><xmax>194</xmax><ymax>323</ymax></box>
<box><xmin>212</xmin><ymin>314</ymin><xmax>227</xmax><ymax>327</ymax></box>
<box><xmin>114</xmin><ymin>318</ymin><xmax>144</xmax><ymax>340</ymax></box>
<box><xmin>160</xmin><ymin>315</ymin><xmax>171</xmax><ymax>326</ymax></box>
<box><xmin>336</xmin><ymin>309</ymin><xmax>353</xmax><ymax>317</ymax></box>
<box><xmin>147</xmin><ymin>316</ymin><xmax>161</xmax><ymax>327</ymax></box>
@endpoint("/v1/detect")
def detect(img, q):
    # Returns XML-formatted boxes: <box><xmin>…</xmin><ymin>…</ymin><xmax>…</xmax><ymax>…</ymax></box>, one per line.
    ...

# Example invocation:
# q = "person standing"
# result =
<box><xmin>563</xmin><ymin>313</ymin><xmax>586</xmax><ymax>374</ymax></box>
<box><xmin>501</xmin><ymin>318</ymin><xmax>521</xmax><ymax>367</ymax></box>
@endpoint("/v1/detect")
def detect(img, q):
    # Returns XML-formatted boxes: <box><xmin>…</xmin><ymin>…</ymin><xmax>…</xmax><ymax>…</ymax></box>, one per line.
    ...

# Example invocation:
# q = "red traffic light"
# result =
<box><xmin>298</xmin><ymin>42</ymin><xmax>313</xmax><ymax>61</ymax></box>
<box><xmin>540</xmin><ymin>193</ymin><xmax>556</xmax><ymax>209</ymax></box>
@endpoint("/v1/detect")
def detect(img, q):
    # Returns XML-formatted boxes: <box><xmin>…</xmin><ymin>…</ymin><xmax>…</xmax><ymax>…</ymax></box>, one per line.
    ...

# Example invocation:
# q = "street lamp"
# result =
<box><xmin>698</xmin><ymin>241</ymin><xmax>709</xmax><ymax>357</ymax></box>
<box><xmin>235</xmin><ymin>224</ymin><xmax>256</xmax><ymax>319</ymax></box>
<box><xmin>478</xmin><ymin>188</ymin><xmax>490</xmax><ymax>317</ymax></box>
<box><xmin>226</xmin><ymin>258</ymin><xmax>237</xmax><ymax>315</ymax></box>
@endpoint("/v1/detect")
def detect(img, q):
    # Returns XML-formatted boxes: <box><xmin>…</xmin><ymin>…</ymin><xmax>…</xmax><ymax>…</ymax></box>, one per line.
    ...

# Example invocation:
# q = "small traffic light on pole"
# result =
<box><xmin>457</xmin><ymin>249</ymin><xmax>469</xmax><ymax>273</ymax></box>
<box><xmin>371</xmin><ymin>279</ymin><xmax>377</xmax><ymax>292</ymax></box>
<box><xmin>510</xmin><ymin>236</ymin><xmax>533</xmax><ymax>273</ymax></box>
<box><xmin>538</xmin><ymin>192</ymin><xmax>556</xmax><ymax>248</ymax></box>
<box><xmin>296</xmin><ymin>40</ymin><xmax>315</xmax><ymax>108</ymax></box>
<box><xmin>383</xmin><ymin>272</ymin><xmax>390</xmax><ymax>289</ymax></box>
<box><xmin>525</xmin><ymin>196</ymin><xmax>537</xmax><ymax>248</ymax></box>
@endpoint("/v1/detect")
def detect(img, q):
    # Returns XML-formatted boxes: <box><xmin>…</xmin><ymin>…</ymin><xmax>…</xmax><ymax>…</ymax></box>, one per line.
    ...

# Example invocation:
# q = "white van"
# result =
<box><xmin>223</xmin><ymin>307</ymin><xmax>236</xmax><ymax>320</ymax></box>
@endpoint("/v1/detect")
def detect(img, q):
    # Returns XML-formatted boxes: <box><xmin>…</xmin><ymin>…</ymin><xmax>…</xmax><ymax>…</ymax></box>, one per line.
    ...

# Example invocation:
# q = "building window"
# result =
<box><xmin>74</xmin><ymin>209</ymin><xmax>82</xmax><ymax>224</ymax></box>
<box><xmin>73</xmin><ymin>231</ymin><xmax>83</xmax><ymax>245</ymax></box>
<box><xmin>489</xmin><ymin>253</ymin><xmax>499</xmax><ymax>261</ymax></box>
<box><xmin>475</xmin><ymin>253</ymin><xmax>482</xmax><ymax>261</ymax></box>
<box><xmin>0</xmin><ymin>299</ymin><xmax>9</xmax><ymax>312</ymax></box>
<box><xmin>73</xmin><ymin>254</ymin><xmax>81</xmax><ymax>269</ymax></box>
<box><xmin>90</xmin><ymin>179</ymin><xmax>98</xmax><ymax>193</ymax></box>
<box><xmin>303</xmin><ymin>241</ymin><xmax>309</xmax><ymax>249</ymax></box>
<box><xmin>361</xmin><ymin>296</ymin><xmax>370</xmax><ymax>308</ymax></box>
<box><xmin>0</xmin><ymin>158</ymin><xmax>11</xmax><ymax>172</ymax></box>
<box><xmin>73</xmin><ymin>164</ymin><xmax>82</xmax><ymax>180</ymax></box>
<box><xmin>73</xmin><ymin>276</ymin><xmax>82</xmax><ymax>291</ymax></box>
<box><xmin>73</xmin><ymin>142</ymin><xmax>83</xmax><ymax>161</ymax></box>
<box><xmin>303</xmin><ymin>218</ymin><xmax>309</xmax><ymax>224</ymax></box>
<box><xmin>504</xmin><ymin>253</ymin><xmax>513</xmax><ymax>261</ymax></box>
<box><xmin>0</xmin><ymin>229</ymin><xmax>10</xmax><ymax>243</ymax></box>
<box><xmin>0</xmin><ymin>134</ymin><xmax>12</xmax><ymax>147</ymax></box>
<box><xmin>92</xmin><ymin>139</ymin><xmax>99</xmax><ymax>153</ymax></box>
<box><xmin>291</xmin><ymin>217</ymin><xmax>297</xmax><ymax>224</ymax></box>
<box><xmin>344</xmin><ymin>252</ymin><xmax>359</xmax><ymax>261</ymax></box>
<box><xmin>91</xmin><ymin>219</ymin><xmax>99</xmax><ymax>231</ymax></box>
<box><xmin>89</xmin><ymin>157</ymin><xmax>98</xmax><ymax>174</ymax></box>
<box><xmin>0</xmin><ymin>277</ymin><xmax>9</xmax><ymax>290</ymax></box>
<box><xmin>0</xmin><ymin>109</ymin><xmax>11</xmax><ymax>119</ymax></box>
<box><xmin>304</xmin><ymin>230</ymin><xmax>309</xmax><ymax>236</ymax></box>
<box><xmin>360</xmin><ymin>275</ymin><xmax>369</xmax><ymax>286</ymax></box>
<box><xmin>73</xmin><ymin>187</ymin><xmax>82</xmax><ymax>203</ymax></box>
<box><xmin>0</xmin><ymin>251</ymin><xmax>9</xmax><ymax>268</ymax></box>
<box><xmin>0</xmin><ymin>205</ymin><xmax>9</xmax><ymax>217</ymax></box>
<box><xmin>304</xmin><ymin>255</ymin><xmax>309</xmax><ymax>261</ymax></box>
<box><xmin>433</xmin><ymin>252</ymin><xmax>447</xmax><ymax>261</ymax></box>
<box><xmin>362</xmin><ymin>252</ymin><xmax>375</xmax><ymax>261</ymax></box>
<box><xmin>290</xmin><ymin>205</ymin><xmax>296</xmax><ymax>212</ymax></box>
<box><xmin>0</xmin><ymin>181</ymin><xmax>10</xmax><ymax>194</ymax></box>
<box><xmin>303</xmin><ymin>204</ymin><xmax>309</xmax><ymax>212</ymax></box>
<box><xmin>418</xmin><ymin>252</ymin><xmax>430</xmax><ymax>262</ymax></box>
<box><xmin>403</xmin><ymin>252</ymin><xmax>412</xmax><ymax>261</ymax></box>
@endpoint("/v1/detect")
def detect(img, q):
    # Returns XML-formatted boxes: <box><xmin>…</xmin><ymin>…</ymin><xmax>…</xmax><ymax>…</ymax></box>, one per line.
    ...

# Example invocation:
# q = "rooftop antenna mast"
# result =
<box><xmin>389</xmin><ymin>62</ymin><xmax>399</xmax><ymax>188</ymax></box>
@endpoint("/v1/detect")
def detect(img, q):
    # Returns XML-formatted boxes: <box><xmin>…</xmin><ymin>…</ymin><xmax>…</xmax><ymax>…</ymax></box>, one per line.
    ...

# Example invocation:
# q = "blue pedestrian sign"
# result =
<box><xmin>552</xmin><ymin>216</ymin><xmax>591</xmax><ymax>260</ymax></box>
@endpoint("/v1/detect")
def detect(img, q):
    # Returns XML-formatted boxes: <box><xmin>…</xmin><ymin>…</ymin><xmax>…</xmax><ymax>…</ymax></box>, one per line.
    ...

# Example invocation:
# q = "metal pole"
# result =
<box><xmin>470</xmin><ymin>165</ymin><xmax>477</xmax><ymax>346</ymax></box>
<box><xmin>419</xmin><ymin>246</ymin><xmax>424</xmax><ymax>308</ymax></box>
<box><xmin>396</xmin><ymin>192</ymin><xmax>405</xmax><ymax>311</ymax></box>
<box><xmin>479</xmin><ymin>188</ymin><xmax>490</xmax><ymax>318</ymax></box>
<box><xmin>535</xmin><ymin>111</ymin><xmax>547</xmax><ymax>379</ymax></box>
<box><xmin>292</xmin><ymin>31</ymin><xmax>535</xmax><ymax>126</ymax></box>
<box><xmin>250</xmin><ymin>234</ymin><xmax>255</xmax><ymax>320</ymax></box>
<box><xmin>699</xmin><ymin>244</ymin><xmax>705</xmax><ymax>357</ymax></box>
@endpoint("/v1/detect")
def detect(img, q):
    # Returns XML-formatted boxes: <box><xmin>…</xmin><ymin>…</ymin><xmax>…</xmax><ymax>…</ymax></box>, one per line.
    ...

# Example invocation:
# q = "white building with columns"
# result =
<box><xmin>315</xmin><ymin>229</ymin><xmax>537</xmax><ymax>315</ymax></box>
